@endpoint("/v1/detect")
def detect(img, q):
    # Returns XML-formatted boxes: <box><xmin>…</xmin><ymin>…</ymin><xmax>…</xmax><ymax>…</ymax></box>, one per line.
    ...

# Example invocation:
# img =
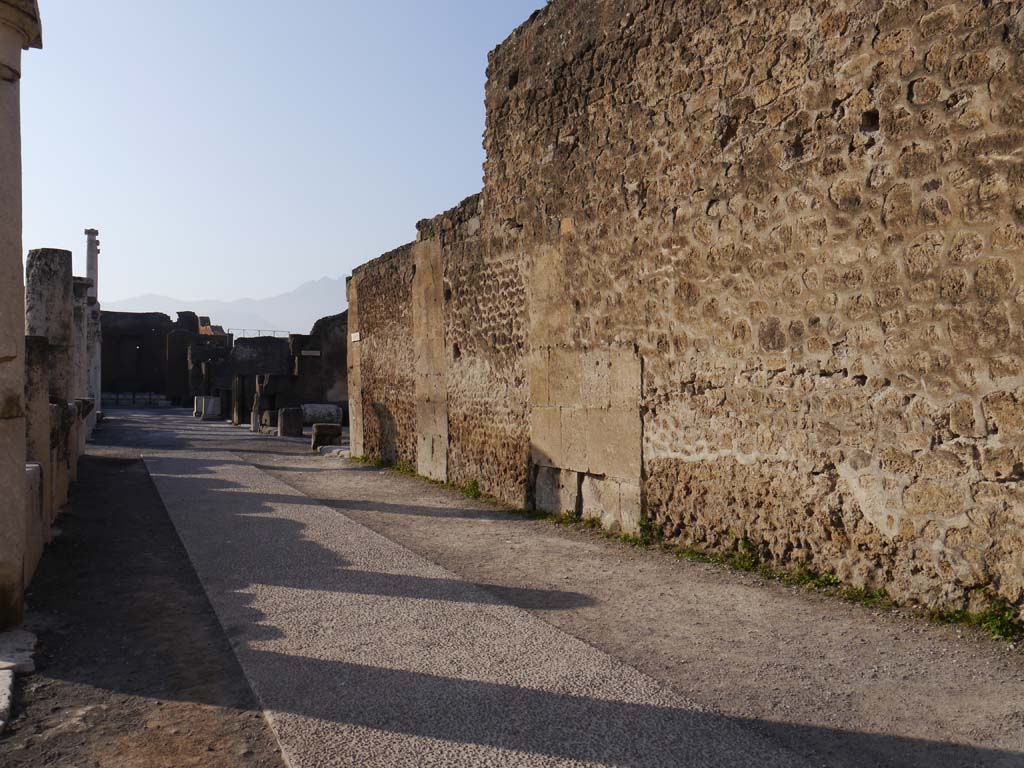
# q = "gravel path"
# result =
<box><xmin>74</xmin><ymin>410</ymin><xmax>1024</xmax><ymax>766</ymax></box>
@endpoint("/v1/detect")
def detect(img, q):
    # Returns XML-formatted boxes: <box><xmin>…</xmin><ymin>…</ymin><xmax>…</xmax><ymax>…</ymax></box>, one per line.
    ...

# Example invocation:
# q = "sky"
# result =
<box><xmin>21</xmin><ymin>0</ymin><xmax>543</xmax><ymax>303</ymax></box>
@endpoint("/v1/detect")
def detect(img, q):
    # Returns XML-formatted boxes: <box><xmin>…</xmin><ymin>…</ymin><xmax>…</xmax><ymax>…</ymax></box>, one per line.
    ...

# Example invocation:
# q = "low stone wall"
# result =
<box><xmin>348</xmin><ymin>0</ymin><xmax>1024</xmax><ymax>614</ymax></box>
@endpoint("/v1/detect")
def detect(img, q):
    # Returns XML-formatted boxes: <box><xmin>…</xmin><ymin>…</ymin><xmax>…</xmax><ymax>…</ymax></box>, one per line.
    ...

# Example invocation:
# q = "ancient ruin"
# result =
<box><xmin>348</xmin><ymin>0</ymin><xmax>1024</xmax><ymax>614</ymax></box>
<box><xmin>3</xmin><ymin>2</ymin><xmax>1024</xmax><ymax>765</ymax></box>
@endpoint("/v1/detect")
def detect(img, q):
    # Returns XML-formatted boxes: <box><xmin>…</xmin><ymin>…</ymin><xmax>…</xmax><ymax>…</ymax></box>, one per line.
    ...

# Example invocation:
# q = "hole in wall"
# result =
<box><xmin>860</xmin><ymin>109</ymin><xmax>880</xmax><ymax>133</ymax></box>
<box><xmin>717</xmin><ymin>115</ymin><xmax>739</xmax><ymax>148</ymax></box>
<box><xmin>787</xmin><ymin>133</ymin><xmax>805</xmax><ymax>160</ymax></box>
<box><xmin>444</xmin><ymin>285</ymin><xmax>452</xmax><ymax>302</ymax></box>
<box><xmin>508</xmin><ymin>70</ymin><xmax>519</xmax><ymax>90</ymax></box>
<box><xmin>452</xmin><ymin>343</ymin><xmax>461</xmax><ymax>360</ymax></box>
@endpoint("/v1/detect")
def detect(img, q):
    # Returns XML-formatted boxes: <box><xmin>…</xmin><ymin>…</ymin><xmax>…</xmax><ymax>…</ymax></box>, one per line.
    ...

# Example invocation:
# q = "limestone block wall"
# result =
<box><xmin>349</xmin><ymin>0</ymin><xmax>1024</xmax><ymax>613</ymax></box>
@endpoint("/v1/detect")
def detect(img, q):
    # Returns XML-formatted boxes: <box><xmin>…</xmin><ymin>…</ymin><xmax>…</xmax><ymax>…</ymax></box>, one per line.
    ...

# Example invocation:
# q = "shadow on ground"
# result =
<box><xmin>33</xmin><ymin>412</ymin><xmax>1024</xmax><ymax>768</ymax></box>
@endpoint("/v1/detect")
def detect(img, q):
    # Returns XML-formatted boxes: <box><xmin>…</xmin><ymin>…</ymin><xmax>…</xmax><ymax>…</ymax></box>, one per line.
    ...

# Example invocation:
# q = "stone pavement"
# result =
<box><xmin>142</xmin><ymin>448</ymin><xmax>807</xmax><ymax>765</ymax></box>
<box><xmin>85</xmin><ymin>410</ymin><xmax>1024</xmax><ymax>767</ymax></box>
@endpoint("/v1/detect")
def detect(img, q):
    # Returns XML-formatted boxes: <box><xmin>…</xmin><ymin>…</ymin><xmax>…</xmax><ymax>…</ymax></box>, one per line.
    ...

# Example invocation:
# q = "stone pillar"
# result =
<box><xmin>72</xmin><ymin>276</ymin><xmax>91</xmax><ymax>401</ymax></box>
<box><xmin>24</xmin><ymin>335</ymin><xmax>50</xmax><ymax>534</ymax></box>
<box><xmin>25</xmin><ymin>249</ymin><xmax>73</xmax><ymax>401</ymax></box>
<box><xmin>85</xmin><ymin>228</ymin><xmax>98</xmax><ymax>300</ymax></box>
<box><xmin>48</xmin><ymin>402</ymin><xmax>64</xmax><ymax>518</ymax></box>
<box><xmin>86</xmin><ymin>300</ymin><xmax>100</xmax><ymax>428</ymax></box>
<box><xmin>0</xmin><ymin>1</ymin><xmax>42</xmax><ymax>629</ymax></box>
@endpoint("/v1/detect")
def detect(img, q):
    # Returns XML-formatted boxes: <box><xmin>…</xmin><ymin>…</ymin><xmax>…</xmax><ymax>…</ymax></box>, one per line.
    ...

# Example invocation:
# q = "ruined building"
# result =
<box><xmin>347</xmin><ymin>1</ymin><xmax>1024</xmax><ymax>614</ymax></box>
<box><xmin>0</xmin><ymin>0</ymin><xmax>104</xmax><ymax>629</ymax></box>
<box><xmin>100</xmin><ymin>306</ymin><xmax>348</xmax><ymax>430</ymax></box>
<box><xmin>101</xmin><ymin>310</ymin><xmax>229</xmax><ymax>402</ymax></box>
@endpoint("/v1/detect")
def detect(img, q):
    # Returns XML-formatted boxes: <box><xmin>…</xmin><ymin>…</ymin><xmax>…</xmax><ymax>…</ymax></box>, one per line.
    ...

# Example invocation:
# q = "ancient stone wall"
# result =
<box><xmin>100</xmin><ymin>311</ymin><xmax>173</xmax><ymax>395</ymax></box>
<box><xmin>349</xmin><ymin>0</ymin><xmax>1024</xmax><ymax>613</ymax></box>
<box><xmin>349</xmin><ymin>245</ymin><xmax>417</xmax><ymax>465</ymax></box>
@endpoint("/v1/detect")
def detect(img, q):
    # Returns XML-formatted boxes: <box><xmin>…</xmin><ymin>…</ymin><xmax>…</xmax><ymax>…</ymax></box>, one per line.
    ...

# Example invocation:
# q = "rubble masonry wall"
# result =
<box><xmin>350</xmin><ymin>0</ymin><xmax>1024</xmax><ymax>612</ymax></box>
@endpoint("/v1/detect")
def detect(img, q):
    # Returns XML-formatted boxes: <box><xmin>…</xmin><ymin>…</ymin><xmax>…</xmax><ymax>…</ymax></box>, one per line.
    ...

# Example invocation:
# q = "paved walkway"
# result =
<box><xmin>89</xmin><ymin>410</ymin><xmax>1024</xmax><ymax>767</ymax></box>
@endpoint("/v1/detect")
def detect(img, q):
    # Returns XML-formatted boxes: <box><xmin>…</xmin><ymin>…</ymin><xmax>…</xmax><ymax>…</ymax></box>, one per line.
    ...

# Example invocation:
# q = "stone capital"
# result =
<box><xmin>0</xmin><ymin>0</ymin><xmax>41</xmax><ymax>49</ymax></box>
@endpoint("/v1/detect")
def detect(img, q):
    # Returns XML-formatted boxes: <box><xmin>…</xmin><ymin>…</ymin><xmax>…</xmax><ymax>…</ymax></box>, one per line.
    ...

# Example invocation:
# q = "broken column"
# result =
<box><xmin>23</xmin><ymin>335</ymin><xmax>50</xmax><ymax>562</ymax></box>
<box><xmin>0</xmin><ymin>0</ymin><xmax>43</xmax><ymax>629</ymax></box>
<box><xmin>25</xmin><ymin>249</ymin><xmax>73</xmax><ymax>401</ymax></box>
<box><xmin>86</xmin><ymin>299</ymin><xmax>100</xmax><ymax>429</ymax></box>
<box><xmin>26</xmin><ymin>249</ymin><xmax>77</xmax><ymax>497</ymax></box>
<box><xmin>72</xmin><ymin>276</ymin><xmax>92</xmax><ymax>449</ymax></box>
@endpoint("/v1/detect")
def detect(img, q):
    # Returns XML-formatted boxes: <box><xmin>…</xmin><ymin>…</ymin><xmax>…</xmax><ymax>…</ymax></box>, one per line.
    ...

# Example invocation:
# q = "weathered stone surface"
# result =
<box><xmin>199</xmin><ymin>396</ymin><xmax>221</xmax><ymax>422</ymax></box>
<box><xmin>348</xmin><ymin>0</ymin><xmax>1024</xmax><ymax>615</ymax></box>
<box><xmin>23</xmin><ymin>335</ymin><xmax>50</xmax><ymax>525</ymax></box>
<box><xmin>300</xmin><ymin>403</ymin><xmax>344</xmax><ymax>426</ymax></box>
<box><xmin>25</xmin><ymin>249</ymin><xmax>73</xmax><ymax>401</ymax></box>
<box><xmin>277</xmin><ymin>407</ymin><xmax>303</xmax><ymax>438</ymax></box>
<box><xmin>311</xmin><ymin>422</ymin><xmax>343</xmax><ymax>451</ymax></box>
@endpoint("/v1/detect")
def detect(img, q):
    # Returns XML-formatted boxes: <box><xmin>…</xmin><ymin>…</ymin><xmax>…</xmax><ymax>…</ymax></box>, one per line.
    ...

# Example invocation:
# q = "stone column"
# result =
<box><xmin>86</xmin><ymin>226</ymin><xmax>100</xmax><ymax>422</ymax></box>
<box><xmin>25</xmin><ymin>248</ymin><xmax>73</xmax><ymax>401</ymax></box>
<box><xmin>72</xmin><ymin>276</ymin><xmax>90</xmax><ymax>398</ymax></box>
<box><xmin>85</xmin><ymin>228</ymin><xmax>98</xmax><ymax>300</ymax></box>
<box><xmin>23</xmin><ymin>335</ymin><xmax>49</xmax><ymax>580</ymax></box>
<box><xmin>72</xmin><ymin>277</ymin><xmax>91</xmax><ymax>454</ymax></box>
<box><xmin>0</xmin><ymin>0</ymin><xmax>42</xmax><ymax>630</ymax></box>
<box><xmin>86</xmin><ymin>299</ymin><xmax>100</xmax><ymax>427</ymax></box>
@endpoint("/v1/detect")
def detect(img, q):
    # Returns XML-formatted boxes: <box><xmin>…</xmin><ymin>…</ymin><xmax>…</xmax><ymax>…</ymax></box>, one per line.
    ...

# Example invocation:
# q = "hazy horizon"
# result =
<box><xmin>21</xmin><ymin>1</ymin><xmax>543</xmax><ymax>303</ymax></box>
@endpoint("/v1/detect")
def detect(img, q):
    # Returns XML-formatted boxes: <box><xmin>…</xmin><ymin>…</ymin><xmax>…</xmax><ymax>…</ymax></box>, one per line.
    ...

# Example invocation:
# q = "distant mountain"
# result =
<box><xmin>104</xmin><ymin>276</ymin><xmax>347</xmax><ymax>335</ymax></box>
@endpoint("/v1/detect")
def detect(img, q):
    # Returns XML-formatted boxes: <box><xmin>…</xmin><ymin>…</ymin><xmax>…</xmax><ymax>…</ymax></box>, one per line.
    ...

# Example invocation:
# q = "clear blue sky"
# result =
<box><xmin>21</xmin><ymin>1</ymin><xmax>543</xmax><ymax>303</ymax></box>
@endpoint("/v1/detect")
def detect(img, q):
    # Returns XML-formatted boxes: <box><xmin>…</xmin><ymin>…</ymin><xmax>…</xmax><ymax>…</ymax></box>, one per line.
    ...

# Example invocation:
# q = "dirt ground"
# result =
<box><xmin>0</xmin><ymin>454</ymin><xmax>284</xmax><ymax>768</ymax></box>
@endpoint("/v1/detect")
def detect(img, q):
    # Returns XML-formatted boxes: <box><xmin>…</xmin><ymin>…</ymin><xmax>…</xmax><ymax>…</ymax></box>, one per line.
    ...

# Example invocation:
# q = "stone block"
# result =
<box><xmin>23</xmin><ymin>464</ymin><xmax>43</xmax><ymax>586</ymax></box>
<box><xmin>311</xmin><ymin>423</ymin><xmax>343</xmax><ymax>451</ymax></box>
<box><xmin>200</xmin><ymin>396</ymin><xmax>222</xmax><ymax>421</ymax></box>
<box><xmin>534</xmin><ymin>465</ymin><xmax>560</xmax><ymax>513</ymax></box>
<box><xmin>529</xmin><ymin>406</ymin><xmax>561</xmax><ymax>468</ymax></box>
<box><xmin>527</xmin><ymin>348</ymin><xmax>550</xmax><ymax>406</ymax></box>
<box><xmin>301</xmin><ymin>403</ymin><xmax>344</xmax><ymax>427</ymax></box>
<box><xmin>548</xmin><ymin>347</ymin><xmax>581</xmax><ymax>407</ymax></box>
<box><xmin>619</xmin><ymin>481</ymin><xmax>642</xmax><ymax>535</ymax></box>
<box><xmin>278</xmin><ymin>407</ymin><xmax>303</xmax><ymax>437</ymax></box>
<box><xmin>585</xmin><ymin>407</ymin><xmax>641</xmax><ymax>479</ymax></box>
<box><xmin>608</xmin><ymin>347</ymin><xmax>640</xmax><ymax>408</ymax></box>
<box><xmin>581</xmin><ymin>350</ymin><xmax>611</xmax><ymax>409</ymax></box>
<box><xmin>533</xmin><ymin>466</ymin><xmax>580</xmax><ymax>515</ymax></box>
<box><xmin>581</xmin><ymin>475</ymin><xmax>621</xmax><ymax>531</ymax></box>
<box><xmin>560</xmin><ymin>407</ymin><xmax>588</xmax><ymax>472</ymax></box>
